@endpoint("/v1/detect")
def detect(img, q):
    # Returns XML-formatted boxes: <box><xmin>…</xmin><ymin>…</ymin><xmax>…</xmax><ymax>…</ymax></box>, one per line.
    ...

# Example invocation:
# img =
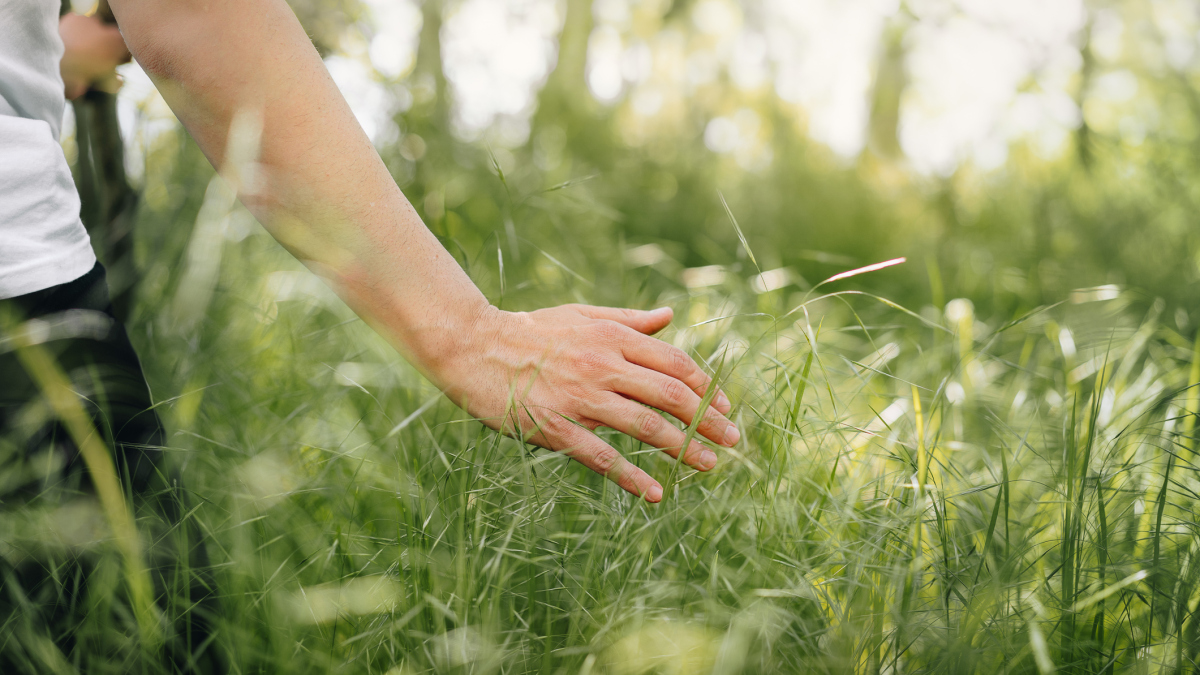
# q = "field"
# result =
<box><xmin>34</xmin><ymin>128</ymin><xmax>1183</xmax><ymax>673</ymax></box>
<box><xmin>8</xmin><ymin>0</ymin><xmax>1200</xmax><ymax>672</ymax></box>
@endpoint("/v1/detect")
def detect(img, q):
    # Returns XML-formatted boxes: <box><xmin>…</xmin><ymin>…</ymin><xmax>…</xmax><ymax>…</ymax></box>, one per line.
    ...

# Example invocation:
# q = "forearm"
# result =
<box><xmin>107</xmin><ymin>0</ymin><xmax>488</xmax><ymax>371</ymax></box>
<box><xmin>107</xmin><ymin>0</ymin><xmax>738</xmax><ymax>502</ymax></box>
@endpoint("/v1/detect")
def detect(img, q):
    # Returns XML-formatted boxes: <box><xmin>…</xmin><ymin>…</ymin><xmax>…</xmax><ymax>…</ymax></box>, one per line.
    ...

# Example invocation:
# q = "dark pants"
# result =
<box><xmin>0</xmin><ymin>263</ymin><xmax>223</xmax><ymax>673</ymax></box>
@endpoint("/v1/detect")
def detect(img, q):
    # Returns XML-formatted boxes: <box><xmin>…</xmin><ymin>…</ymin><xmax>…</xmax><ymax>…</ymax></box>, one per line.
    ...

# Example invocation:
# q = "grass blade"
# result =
<box><xmin>718</xmin><ymin>190</ymin><xmax>760</xmax><ymax>274</ymax></box>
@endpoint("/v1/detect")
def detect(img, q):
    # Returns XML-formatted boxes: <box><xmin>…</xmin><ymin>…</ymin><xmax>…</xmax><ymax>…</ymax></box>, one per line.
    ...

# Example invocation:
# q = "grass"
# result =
<box><xmin>8</xmin><ymin>147</ymin><xmax>1200</xmax><ymax>674</ymax></box>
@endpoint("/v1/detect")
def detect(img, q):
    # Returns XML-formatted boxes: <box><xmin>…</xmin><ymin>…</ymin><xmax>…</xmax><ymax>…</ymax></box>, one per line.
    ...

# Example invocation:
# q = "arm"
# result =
<box><xmin>106</xmin><ymin>0</ymin><xmax>739</xmax><ymax>502</ymax></box>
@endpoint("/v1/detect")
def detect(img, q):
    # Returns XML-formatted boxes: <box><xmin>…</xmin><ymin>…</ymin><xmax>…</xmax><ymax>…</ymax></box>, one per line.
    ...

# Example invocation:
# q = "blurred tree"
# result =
<box><xmin>866</xmin><ymin>11</ymin><xmax>909</xmax><ymax>162</ymax></box>
<box><xmin>532</xmin><ymin>0</ymin><xmax>600</xmax><ymax>159</ymax></box>
<box><xmin>1074</xmin><ymin>11</ymin><xmax>1097</xmax><ymax>170</ymax></box>
<box><xmin>412</xmin><ymin>0</ymin><xmax>450</xmax><ymax>133</ymax></box>
<box><xmin>110</xmin><ymin>0</ymin><xmax>1200</xmax><ymax>322</ymax></box>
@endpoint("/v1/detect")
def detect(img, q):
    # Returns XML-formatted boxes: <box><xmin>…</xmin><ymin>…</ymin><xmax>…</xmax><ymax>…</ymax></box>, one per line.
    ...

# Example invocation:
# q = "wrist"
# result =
<box><xmin>400</xmin><ymin>297</ymin><xmax>499</xmax><ymax>386</ymax></box>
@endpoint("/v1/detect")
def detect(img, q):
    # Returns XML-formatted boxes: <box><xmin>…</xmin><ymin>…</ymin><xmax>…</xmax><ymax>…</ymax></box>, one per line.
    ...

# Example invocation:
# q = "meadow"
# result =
<box><xmin>66</xmin><ymin>130</ymin><xmax>1192</xmax><ymax>673</ymax></box>
<box><xmin>9</xmin><ymin>0</ymin><xmax>1200</xmax><ymax>672</ymax></box>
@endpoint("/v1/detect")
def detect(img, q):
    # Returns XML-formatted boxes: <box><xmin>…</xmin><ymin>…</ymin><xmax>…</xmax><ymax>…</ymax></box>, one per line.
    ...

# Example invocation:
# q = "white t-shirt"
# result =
<box><xmin>0</xmin><ymin>0</ymin><xmax>96</xmax><ymax>299</ymax></box>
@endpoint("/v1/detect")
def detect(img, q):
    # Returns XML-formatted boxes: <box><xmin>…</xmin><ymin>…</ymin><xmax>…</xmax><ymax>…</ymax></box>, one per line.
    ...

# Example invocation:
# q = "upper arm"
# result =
<box><xmin>109</xmin><ymin>0</ymin><xmax>308</xmax><ymax>81</ymax></box>
<box><xmin>106</xmin><ymin>0</ymin><xmax>183</xmax><ymax>78</ymax></box>
<box><xmin>106</xmin><ymin>0</ymin><xmax>331</xmax><ymax>169</ymax></box>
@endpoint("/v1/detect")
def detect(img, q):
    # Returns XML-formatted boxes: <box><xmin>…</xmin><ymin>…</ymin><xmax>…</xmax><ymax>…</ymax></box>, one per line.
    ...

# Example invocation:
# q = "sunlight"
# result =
<box><xmin>442</xmin><ymin>0</ymin><xmax>562</xmax><ymax>144</ymax></box>
<box><xmin>106</xmin><ymin>0</ymin><xmax>1109</xmax><ymax>175</ymax></box>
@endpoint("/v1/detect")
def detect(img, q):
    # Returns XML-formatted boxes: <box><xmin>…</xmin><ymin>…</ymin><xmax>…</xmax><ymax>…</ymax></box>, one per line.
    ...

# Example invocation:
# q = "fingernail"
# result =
<box><xmin>652</xmin><ymin>306</ymin><xmax>672</xmax><ymax>317</ymax></box>
<box><xmin>715</xmin><ymin>391</ymin><xmax>731</xmax><ymax>410</ymax></box>
<box><xmin>699</xmin><ymin>449</ymin><xmax>718</xmax><ymax>470</ymax></box>
<box><xmin>723</xmin><ymin>425</ymin><xmax>740</xmax><ymax>446</ymax></box>
<box><xmin>646</xmin><ymin>484</ymin><xmax>664</xmax><ymax>502</ymax></box>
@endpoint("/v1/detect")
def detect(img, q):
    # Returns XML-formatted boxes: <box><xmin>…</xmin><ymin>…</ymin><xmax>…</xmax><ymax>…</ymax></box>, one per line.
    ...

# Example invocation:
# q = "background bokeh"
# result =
<box><xmin>91</xmin><ymin>0</ymin><xmax>1200</xmax><ymax>319</ymax></box>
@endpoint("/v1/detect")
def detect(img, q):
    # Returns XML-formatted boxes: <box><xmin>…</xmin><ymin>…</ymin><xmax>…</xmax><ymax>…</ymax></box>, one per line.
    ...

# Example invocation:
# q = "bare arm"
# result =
<box><xmin>107</xmin><ymin>0</ymin><xmax>739</xmax><ymax>502</ymax></box>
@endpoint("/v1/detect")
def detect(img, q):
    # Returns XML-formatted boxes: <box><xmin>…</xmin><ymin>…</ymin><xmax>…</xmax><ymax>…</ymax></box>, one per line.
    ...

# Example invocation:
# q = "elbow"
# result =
<box><xmin>108</xmin><ymin>1</ymin><xmax>193</xmax><ymax>84</ymax></box>
<box><xmin>124</xmin><ymin>32</ymin><xmax>178</xmax><ymax>83</ymax></box>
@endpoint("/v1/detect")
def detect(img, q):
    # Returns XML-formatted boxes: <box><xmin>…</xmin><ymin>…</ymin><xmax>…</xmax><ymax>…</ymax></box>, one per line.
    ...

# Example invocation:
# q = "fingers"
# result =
<box><xmin>574</xmin><ymin>305</ymin><xmax>673</xmax><ymax>335</ymax></box>
<box><xmin>592</xmin><ymin>394</ymin><xmax>718</xmax><ymax>471</ymax></box>
<box><xmin>620</xmin><ymin>337</ymin><xmax>732</xmax><ymax>415</ymax></box>
<box><xmin>568</xmin><ymin>303</ymin><xmax>732</xmax><ymax>417</ymax></box>
<box><xmin>551</xmin><ymin>419</ymin><xmax>663</xmax><ymax>502</ymax></box>
<box><xmin>612</xmin><ymin>365</ymin><xmax>739</xmax><ymax>447</ymax></box>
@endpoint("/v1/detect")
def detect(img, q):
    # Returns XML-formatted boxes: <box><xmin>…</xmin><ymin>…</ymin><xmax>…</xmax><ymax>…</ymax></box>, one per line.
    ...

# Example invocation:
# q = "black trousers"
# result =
<box><xmin>0</xmin><ymin>263</ymin><xmax>223</xmax><ymax>674</ymax></box>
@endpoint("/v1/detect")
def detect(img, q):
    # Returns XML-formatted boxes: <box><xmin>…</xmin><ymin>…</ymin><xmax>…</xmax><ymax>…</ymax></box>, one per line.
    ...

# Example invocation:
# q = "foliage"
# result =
<box><xmin>10</xmin><ymin>0</ymin><xmax>1200</xmax><ymax>673</ymax></box>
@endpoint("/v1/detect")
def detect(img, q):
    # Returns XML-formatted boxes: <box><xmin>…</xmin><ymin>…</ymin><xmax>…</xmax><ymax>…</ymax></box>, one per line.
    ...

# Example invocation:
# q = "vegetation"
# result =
<box><xmin>10</xmin><ymin>0</ymin><xmax>1200</xmax><ymax>673</ymax></box>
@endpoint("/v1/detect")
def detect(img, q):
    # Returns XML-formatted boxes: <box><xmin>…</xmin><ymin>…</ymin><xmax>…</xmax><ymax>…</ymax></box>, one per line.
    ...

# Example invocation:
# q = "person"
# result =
<box><xmin>0</xmin><ymin>0</ymin><xmax>739</xmax><ymax>668</ymax></box>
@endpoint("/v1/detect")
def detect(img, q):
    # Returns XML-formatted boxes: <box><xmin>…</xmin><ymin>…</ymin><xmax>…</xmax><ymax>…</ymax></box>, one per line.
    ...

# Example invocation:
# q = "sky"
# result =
<box><xmin>107</xmin><ymin>0</ymin><xmax>1151</xmax><ymax>178</ymax></box>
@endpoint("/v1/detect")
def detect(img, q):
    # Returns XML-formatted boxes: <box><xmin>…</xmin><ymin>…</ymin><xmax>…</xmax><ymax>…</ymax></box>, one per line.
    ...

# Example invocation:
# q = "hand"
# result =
<box><xmin>98</xmin><ymin>0</ymin><xmax>735</xmax><ymax>502</ymax></box>
<box><xmin>59</xmin><ymin>13</ymin><xmax>132</xmax><ymax>100</ymax></box>
<box><xmin>428</xmin><ymin>304</ymin><xmax>739</xmax><ymax>502</ymax></box>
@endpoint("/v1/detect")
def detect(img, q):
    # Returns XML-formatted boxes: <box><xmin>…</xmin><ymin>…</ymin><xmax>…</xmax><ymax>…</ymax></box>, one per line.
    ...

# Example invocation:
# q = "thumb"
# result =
<box><xmin>575</xmin><ymin>305</ymin><xmax>673</xmax><ymax>335</ymax></box>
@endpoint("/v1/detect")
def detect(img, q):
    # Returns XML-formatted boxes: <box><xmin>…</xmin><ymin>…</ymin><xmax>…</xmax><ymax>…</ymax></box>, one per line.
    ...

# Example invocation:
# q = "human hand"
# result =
<box><xmin>59</xmin><ymin>13</ymin><xmax>132</xmax><ymax>100</ymax></box>
<box><xmin>97</xmin><ymin>0</ymin><xmax>736</xmax><ymax>503</ymax></box>
<box><xmin>426</xmin><ymin>304</ymin><xmax>738</xmax><ymax>502</ymax></box>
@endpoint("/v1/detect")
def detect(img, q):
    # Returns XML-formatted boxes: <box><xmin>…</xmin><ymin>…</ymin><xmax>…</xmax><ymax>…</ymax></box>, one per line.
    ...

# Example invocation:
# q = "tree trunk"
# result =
<box><xmin>1074</xmin><ymin>14</ymin><xmax>1095</xmax><ymax>171</ymax></box>
<box><xmin>413</xmin><ymin>0</ymin><xmax>451</xmax><ymax>133</ymax></box>
<box><xmin>866</xmin><ymin>15</ymin><xmax>909</xmax><ymax>162</ymax></box>
<box><xmin>532</xmin><ymin>0</ymin><xmax>605</xmax><ymax>162</ymax></box>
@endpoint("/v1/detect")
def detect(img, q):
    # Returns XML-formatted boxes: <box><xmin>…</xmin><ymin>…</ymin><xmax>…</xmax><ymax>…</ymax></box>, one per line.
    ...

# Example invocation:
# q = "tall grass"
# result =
<box><xmin>138</xmin><ymin>195</ymin><xmax>1200</xmax><ymax>673</ymax></box>
<box><xmin>8</xmin><ymin>141</ymin><xmax>1200</xmax><ymax>673</ymax></box>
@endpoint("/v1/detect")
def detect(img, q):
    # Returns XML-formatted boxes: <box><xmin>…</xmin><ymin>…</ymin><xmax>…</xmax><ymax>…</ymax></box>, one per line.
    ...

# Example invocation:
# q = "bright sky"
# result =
<box><xmin>111</xmin><ymin>0</ymin><xmax>1141</xmax><ymax>177</ymax></box>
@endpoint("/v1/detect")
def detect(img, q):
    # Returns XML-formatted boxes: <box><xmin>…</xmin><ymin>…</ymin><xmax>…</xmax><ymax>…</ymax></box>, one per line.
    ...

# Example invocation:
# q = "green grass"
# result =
<box><xmin>9</xmin><ymin>143</ymin><xmax>1200</xmax><ymax>674</ymax></box>
<box><xmin>110</xmin><ymin>179</ymin><xmax>1200</xmax><ymax>672</ymax></box>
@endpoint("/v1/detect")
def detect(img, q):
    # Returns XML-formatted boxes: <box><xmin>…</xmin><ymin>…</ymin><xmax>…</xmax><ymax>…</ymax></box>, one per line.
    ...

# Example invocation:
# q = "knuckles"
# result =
<box><xmin>590</xmin><ymin>449</ymin><xmax>620</xmax><ymax>476</ymax></box>
<box><xmin>533</xmin><ymin>413</ymin><xmax>572</xmax><ymax>446</ymax></box>
<box><xmin>697</xmin><ymin>408</ymin><xmax>727</xmax><ymax>436</ymax></box>
<box><xmin>634</xmin><ymin>409</ymin><xmax>664</xmax><ymax>438</ymax></box>
<box><xmin>667</xmin><ymin>346</ymin><xmax>693</xmax><ymax>377</ymax></box>
<box><xmin>660</xmin><ymin>379</ymin><xmax>688</xmax><ymax>408</ymax></box>
<box><xmin>573</xmin><ymin>349</ymin><xmax>613</xmax><ymax>374</ymax></box>
<box><xmin>588</xmin><ymin>321</ymin><xmax>625</xmax><ymax>345</ymax></box>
